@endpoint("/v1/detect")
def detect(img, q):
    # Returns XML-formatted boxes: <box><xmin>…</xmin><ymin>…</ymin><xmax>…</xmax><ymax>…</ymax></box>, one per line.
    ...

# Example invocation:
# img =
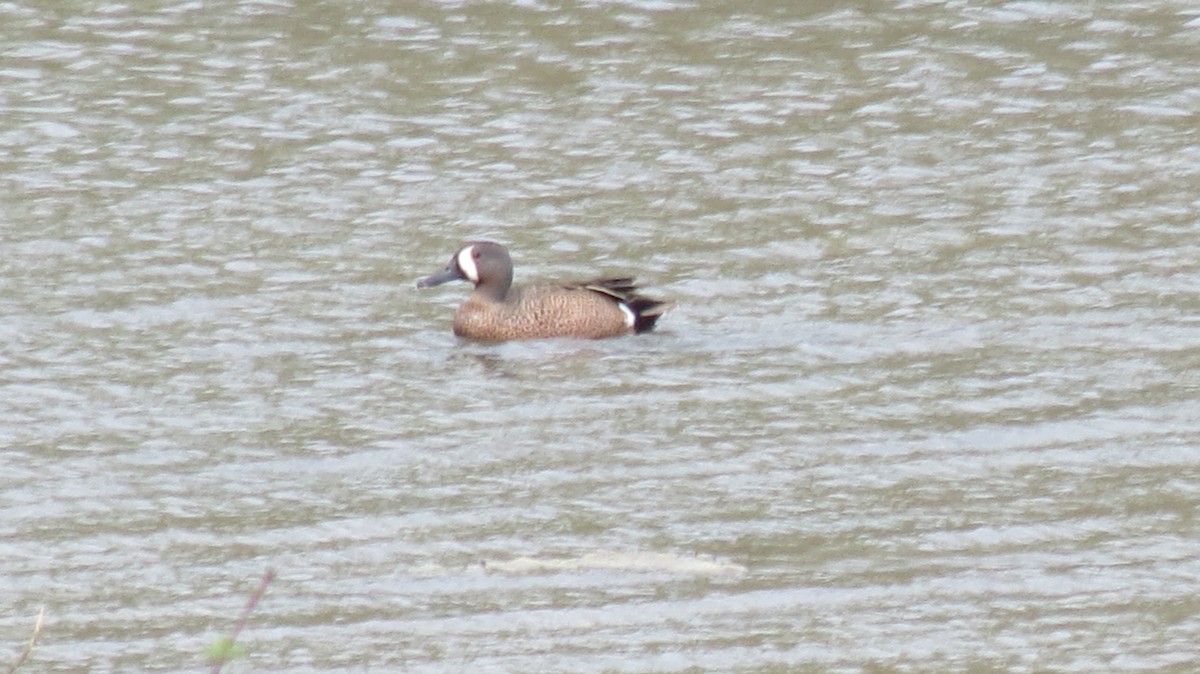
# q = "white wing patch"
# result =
<box><xmin>618</xmin><ymin>302</ymin><xmax>636</xmax><ymax>328</ymax></box>
<box><xmin>456</xmin><ymin>245</ymin><xmax>479</xmax><ymax>282</ymax></box>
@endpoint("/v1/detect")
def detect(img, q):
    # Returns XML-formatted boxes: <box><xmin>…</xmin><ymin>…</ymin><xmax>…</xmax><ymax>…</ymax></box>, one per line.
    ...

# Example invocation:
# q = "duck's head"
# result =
<box><xmin>417</xmin><ymin>241</ymin><xmax>514</xmax><ymax>299</ymax></box>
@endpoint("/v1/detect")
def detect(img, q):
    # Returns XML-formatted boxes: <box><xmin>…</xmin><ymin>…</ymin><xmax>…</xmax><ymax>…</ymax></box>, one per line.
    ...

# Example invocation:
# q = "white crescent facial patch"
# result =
<box><xmin>456</xmin><ymin>245</ymin><xmax>479</xmax><ymax>283</ymax></box>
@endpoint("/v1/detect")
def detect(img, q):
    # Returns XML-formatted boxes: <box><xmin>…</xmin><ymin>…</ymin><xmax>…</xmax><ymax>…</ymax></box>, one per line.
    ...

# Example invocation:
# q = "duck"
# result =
<box><xmin>417</xmin><ymin>241</ymin><xmax>669</xmax><ymax>341</ymax></box>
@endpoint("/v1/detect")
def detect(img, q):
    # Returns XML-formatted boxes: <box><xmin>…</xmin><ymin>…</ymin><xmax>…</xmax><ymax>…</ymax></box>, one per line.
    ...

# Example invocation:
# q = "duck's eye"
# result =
<box><xmin>473</xmin><ymin>250</ymin><xmax>482</xmax><ymax>259</ymax></box>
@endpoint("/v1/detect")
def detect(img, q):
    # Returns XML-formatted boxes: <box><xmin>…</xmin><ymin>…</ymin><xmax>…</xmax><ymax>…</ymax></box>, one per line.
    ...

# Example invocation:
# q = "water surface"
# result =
<box><xmin>3</xmin><ymin>2</ymin><xmax>1199</xmax><ymax>672</ymax></box>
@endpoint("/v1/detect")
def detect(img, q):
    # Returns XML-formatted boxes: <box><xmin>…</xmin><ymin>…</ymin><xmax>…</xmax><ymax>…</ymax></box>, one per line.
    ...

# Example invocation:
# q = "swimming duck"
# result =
<box><xmin>417</xmin><ymin>241</ymin><xmax>669</xmax><ymax>340</ymax></box>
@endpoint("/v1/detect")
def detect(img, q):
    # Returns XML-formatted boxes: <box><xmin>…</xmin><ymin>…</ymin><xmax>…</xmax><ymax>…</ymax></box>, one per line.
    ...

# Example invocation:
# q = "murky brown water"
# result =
<box><xmin>3</xmin><ymin>2</ymin><xmax>1199</xmax><ymax>672</ymax></box>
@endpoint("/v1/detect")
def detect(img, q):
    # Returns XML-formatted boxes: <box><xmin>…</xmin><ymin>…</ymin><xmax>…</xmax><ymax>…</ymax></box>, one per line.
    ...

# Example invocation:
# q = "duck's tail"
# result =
<box><xmin>582</xmin><ymin>278</ymin><xmax>672</xmax><ymax>333</ymax></box>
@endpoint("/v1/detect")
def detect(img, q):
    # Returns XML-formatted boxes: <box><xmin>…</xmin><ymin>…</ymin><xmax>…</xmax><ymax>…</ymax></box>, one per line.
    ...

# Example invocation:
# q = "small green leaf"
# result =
<box><xmin>206</xmin><ymin>636</ymin><xmax>246</xmax><ymax>664</ymax></box>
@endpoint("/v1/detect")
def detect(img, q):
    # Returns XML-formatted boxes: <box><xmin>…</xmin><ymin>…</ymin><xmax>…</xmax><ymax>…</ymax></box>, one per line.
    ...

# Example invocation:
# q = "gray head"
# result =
<box><xmin>417</xmin><ymin>241</ymin><xmax>514</xmax><ymax>301</ymax></box>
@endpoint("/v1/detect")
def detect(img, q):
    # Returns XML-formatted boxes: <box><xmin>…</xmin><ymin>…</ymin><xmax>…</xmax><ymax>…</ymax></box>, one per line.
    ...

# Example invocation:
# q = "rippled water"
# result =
<box><xmin>3</xmin><ymin>2</ymin><xmax>1199</xmax><ymax>672</ymax></box>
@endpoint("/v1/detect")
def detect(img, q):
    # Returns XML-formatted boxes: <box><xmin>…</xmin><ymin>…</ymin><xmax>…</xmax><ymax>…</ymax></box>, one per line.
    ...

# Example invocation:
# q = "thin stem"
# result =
<box><xmin>3</xmin><ymin>607</ymin><xmax>45</xmax><ymax>674</ymax></box>
<box><xmin>210</xmin><ymin>568</ymin><xmax>276</xmax><ymax>674</ymax></box>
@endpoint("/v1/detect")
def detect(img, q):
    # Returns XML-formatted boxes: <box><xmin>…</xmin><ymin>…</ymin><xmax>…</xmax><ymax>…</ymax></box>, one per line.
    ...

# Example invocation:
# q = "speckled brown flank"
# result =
<box><xmin>454</xmin><ymin>282</ymin><xmax>640</xmax><ymax>340</ymax></box>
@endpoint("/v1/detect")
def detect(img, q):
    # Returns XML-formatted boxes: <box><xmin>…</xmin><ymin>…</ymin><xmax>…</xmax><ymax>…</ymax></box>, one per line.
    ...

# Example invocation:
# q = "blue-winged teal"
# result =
<box><xmin>417</xmin><ymin>241</ymin><xmax>669</xmax><ymax>341</ymax></box>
